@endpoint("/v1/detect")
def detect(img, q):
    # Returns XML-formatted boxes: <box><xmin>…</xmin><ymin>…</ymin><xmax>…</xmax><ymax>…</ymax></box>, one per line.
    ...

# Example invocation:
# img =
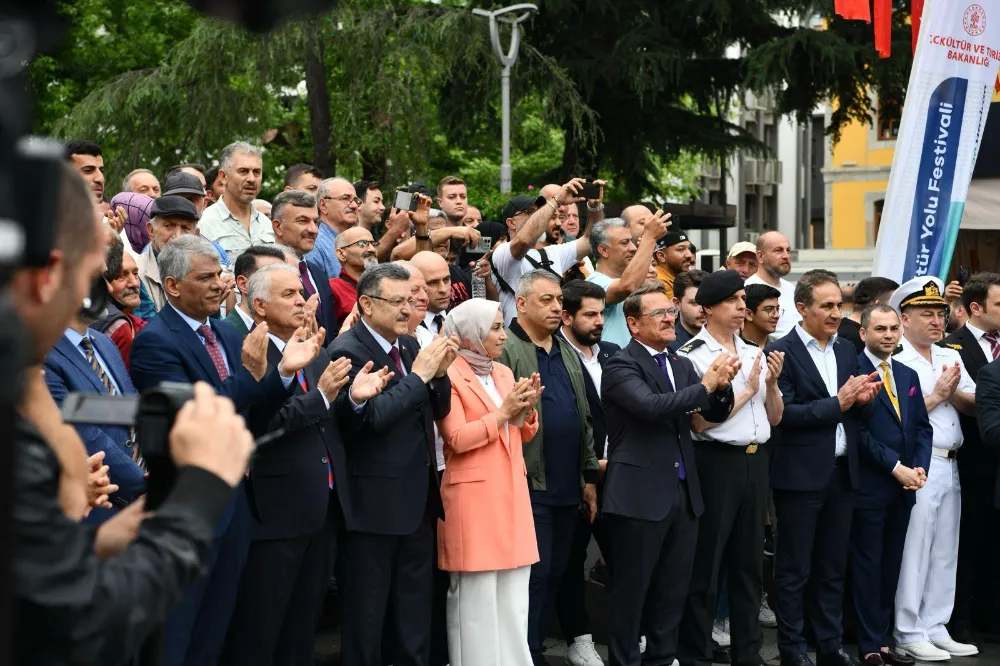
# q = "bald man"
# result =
<box><xmin>306</xmin><ymin>177</ymin><xmax>360</xmax><ymax>279</ymax></box>
<box><xmin>745</xmin><ymin>231</ymin><xmax>800</xmax><ymax>337</ymax></box>
<box><xmin>410</xmin><ymin>251</ymin><xmax>452</xmax><ymax>337</ymax></box>
<box><xmin>327</xmin><ymin>226</ymin><xmax>377</xmax><ymax>325</ymax></box>
<box><xmin>621</xmin><ymin>204</ymin><xmax>653</xmax><ymax>244</ymax></box>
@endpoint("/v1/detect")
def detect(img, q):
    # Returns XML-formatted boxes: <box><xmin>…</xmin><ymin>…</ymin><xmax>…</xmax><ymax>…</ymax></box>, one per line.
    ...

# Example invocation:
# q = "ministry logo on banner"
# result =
<box><xmin>874</xmin><ymin>0</ymin><xmax>1000</xmax><ymax>283</ymax></box>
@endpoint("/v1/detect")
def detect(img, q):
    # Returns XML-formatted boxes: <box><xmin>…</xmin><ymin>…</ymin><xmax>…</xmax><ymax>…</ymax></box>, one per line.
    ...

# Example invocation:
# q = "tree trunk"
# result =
<box><xmin>304</xmin><ymin>29</ymin><xmax>335</xmax><ymax>175</ymax></box>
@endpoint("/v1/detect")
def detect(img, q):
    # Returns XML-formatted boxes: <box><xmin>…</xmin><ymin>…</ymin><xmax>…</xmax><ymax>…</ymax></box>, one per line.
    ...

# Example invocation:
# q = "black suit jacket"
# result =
<box><xmin>328</xmin><ymin>322</ymin><xmax>451</xmax><ymax>535</ymax></box>
<box><xmin>944</xmin><ymin>325</ymin><xmax>997</xmax><ymax>493</ymax></box>
<box><xmin>306</xmin><ymin>259</ymin><xmax>337</xmax><ymax>345</ymax></box>
<box><xmin>767</xmin><ymin>330</ymin><xmax>870</xmax><ymax>492</ymax></box>
<box><xmin>601</xmin><ymin>339</ymin><xmax>733</xmax><ymax>522</ymax></box>
<box><xmin>560</xmin><ymin>335</ymin><xmax>620</xmax><ymax>459</ymax></box>
<box><xmin>976</xmin><ymin>357</ymin><xmax>1000</xmax><ymax>507</ymax></box>
<box><xmin>247</xmin><ymin>342</ymin><xmax>347</xmax><ymax>540</ymax></box>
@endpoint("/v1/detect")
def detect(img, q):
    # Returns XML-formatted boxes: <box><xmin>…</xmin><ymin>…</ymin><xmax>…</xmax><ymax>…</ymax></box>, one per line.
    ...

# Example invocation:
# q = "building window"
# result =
<box><xmin>877</xmin><ymin>98</ymin><xmax>901</xmax><ymax>141</ymax></box>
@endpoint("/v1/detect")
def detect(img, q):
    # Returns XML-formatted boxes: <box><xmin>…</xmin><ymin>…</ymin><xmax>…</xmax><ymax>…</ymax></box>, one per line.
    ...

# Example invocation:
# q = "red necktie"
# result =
<box><xmin>197</xmin><ymin>324</ymin><xmax>230</xmax><ymax>381</ymax></box>
<box><xmin>388</xmin><ymin>346</ymin><xmax>405</xmax><ymax>376</ymax></box>
<box><xmin>296</xmin><ymin>369</ymin><xmax>308</xmax><ymax>392</ymax></box>
<box><xmin>299</xmin><ymin>261</ymin><xmax>317</xmax><ymax>298</ymax></box>
<box><xmin>984</xmin><ymin>331</ymin><xmax>1000</xmax><ymax>361</ymax></box>
<box><xmin>297</xmin><ymin>368</ymin><xmax>334</xmax><ymax>488</ymax></box>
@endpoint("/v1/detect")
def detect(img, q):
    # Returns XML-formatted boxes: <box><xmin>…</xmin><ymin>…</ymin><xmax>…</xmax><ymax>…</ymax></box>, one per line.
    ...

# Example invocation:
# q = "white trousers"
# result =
<box><xmin>894</xmin><ymin>455</ymin><xmax>961</xmax><ymax>645</ymax></box>
<box><xmin>446</xmin><ymin>565</ymin><xmax>533</xmax><ymax>666</ymax></box>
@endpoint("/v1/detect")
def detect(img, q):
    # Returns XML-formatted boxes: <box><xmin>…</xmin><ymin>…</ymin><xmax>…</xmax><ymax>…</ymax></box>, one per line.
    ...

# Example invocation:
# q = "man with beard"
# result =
<box><xmin>586</xmin><ymin>214</ymin><xmax>670</xmax><ymax>348</ymax></box>
<box><xmin>329</xmin><ymin>226</ymin><xmax>379</xmax><ymax>325</ymax></box>
<box><xmin>669</xmin><ymin>270</ymin><xmax>708</xmax><ymax>352</ymax></box>
<box><xmin>305</xmin><ymin>177</ymin><xmax>360</xmax><ymax>279</ymax></box>
<box><xmin>557</xmin><ymin>279</ymin><xmax>619</xmax><ymax>666</ymax></box>
<box><xmin>65</xmin><ymin>139</ymin><xmax>106</xmax><ymax>204</ymax></box>
<box><xmin>745</xmin><ymin>232</ymin><xmax>800</xmax><ymax>337</ymax></box>
<box><xmin>199</xmin><ymin>141</ymin><xmax>274</xmax><ymax>263</ymax></box>
<box><xmin>355</xmin><ymin>180</ymin><xmax>387</xmax><ymax>231</ymax></box>
<box><xmin>92</xmin><ymin>234</ymin><xmax>147</xmax><ymax>369</ymax></box>
<box><xmin>436</xmin><ymin>175</ymin><xmax>469</xmax><ymax>226</ymax></box>
<box><xmin>271</xmin><ymin>190</ymin><xmax>337</xmax><ymax>343</ymax></box>
<box><xmin>726</xmin><ymin>242</ymin><xmax>759</xmax><ymax>280</ymax></box>
<box><xmin>653</xmin><ymin>230</ymin><xmax>694</xmax><ymax>300</ymax></box>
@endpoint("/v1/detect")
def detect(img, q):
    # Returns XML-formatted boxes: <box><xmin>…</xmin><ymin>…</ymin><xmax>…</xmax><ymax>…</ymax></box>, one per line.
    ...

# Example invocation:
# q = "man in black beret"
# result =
<box><xmin>677</xmin><ymin>270</ymin><xmax>786</xmax><ymax>666</ymax></box>
<box><xmin>654</xmin><ymin>230</ymin><xmax>694</xmax><ymax>299</ymax></box>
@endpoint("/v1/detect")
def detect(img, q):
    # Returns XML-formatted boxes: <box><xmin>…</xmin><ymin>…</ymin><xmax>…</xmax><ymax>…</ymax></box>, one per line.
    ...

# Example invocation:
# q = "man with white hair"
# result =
<box><xmin>199</xmin><ymin>141</ymin><xmax>274</xmax><ymax>262</ymax></box>
<box><xmin>123</xmin><ymin>168</ymin><xmax>161</xmax><ymax>198</ymax></box>
<box><xmin>304</xmin><ymin>177</ymin><xmax>360</xmax><ymax>279</ymax></box>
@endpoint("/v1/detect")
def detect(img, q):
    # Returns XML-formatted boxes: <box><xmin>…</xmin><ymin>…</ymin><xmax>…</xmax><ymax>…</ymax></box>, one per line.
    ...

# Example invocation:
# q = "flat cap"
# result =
<box><xmin>162</xmin><ymin>171</ymin><xmax>205</xmax><ymax>197</ymax></box>
<box><xmin>656</xmin><ymin>230</ymin><xmax>689</xmax><ymax>251</ymax></box>
<box><xmin>150</xmin><ymin>195</ymin><xmax>199</xmax><ymax>221</ymax></box>
<box><xmin>695</xmin><ymin>269</ymin><xmax>744</xmax><ymax>306</ymax></box>
<box><xmin>889</xmin><ymin>276</ymin><xmax>948</xmax><ymax>312</ymax></box>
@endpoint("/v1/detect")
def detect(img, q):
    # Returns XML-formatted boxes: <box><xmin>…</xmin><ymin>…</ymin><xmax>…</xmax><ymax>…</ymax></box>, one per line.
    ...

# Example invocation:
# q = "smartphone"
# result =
<box><xmin>466</xmin><ymin>237</ymin><xmax>493</xmax><ymax>256</ymax></box>
<box><xmin>958</xmin><ymin>266</ymin><xmax>970</xmax><ymax>286</ymax></box>
<box><xmin>393</xmin><ymin>190</ymin><xmax>420</xmax><ymax>212</ymax></box>
<box><xmin>578</xmin><ymin>181</ymin><xmax>601</xmax><ymax>200</ymax></box>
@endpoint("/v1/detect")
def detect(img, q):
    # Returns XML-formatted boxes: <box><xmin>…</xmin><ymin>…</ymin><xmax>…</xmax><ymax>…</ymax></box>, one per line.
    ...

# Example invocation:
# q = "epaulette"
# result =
<box><xmin>677</xmin><ymin>339</ymin><xmax>706</xmax><ymax>355</ymax></box>
<box><xmin>891</xmin><ymin>345</ymin><xmax>904</xmax><ymax>356</ymax></box>
<box><xmin>944</xmin><ymin>342</ymin><xmax>962</xmax><ymax>351</ymax></box>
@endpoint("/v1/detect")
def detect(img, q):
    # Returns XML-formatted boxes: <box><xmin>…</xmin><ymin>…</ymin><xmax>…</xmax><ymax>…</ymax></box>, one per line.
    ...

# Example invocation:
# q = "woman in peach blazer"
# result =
<box><xmin>437</xmin><ymin>299</ymin><xmax>543</xmax><ymax>666</ymax></box>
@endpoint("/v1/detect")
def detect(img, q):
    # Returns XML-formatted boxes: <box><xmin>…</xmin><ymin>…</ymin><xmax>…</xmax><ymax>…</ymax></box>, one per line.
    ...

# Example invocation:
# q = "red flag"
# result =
<box><xmin>834</xmin><ymin>0</ymin><xmax>871</xmax><ymax>22</ymax></box>
<box><xmin>912</xmin><ymin>0</ymin><xmax>924</xmax><ymax>53</ymax></box>
<box><xmin>874</xmin><ymin>0</ymin><xmax>892</xmax><ymax>58</ymax></box>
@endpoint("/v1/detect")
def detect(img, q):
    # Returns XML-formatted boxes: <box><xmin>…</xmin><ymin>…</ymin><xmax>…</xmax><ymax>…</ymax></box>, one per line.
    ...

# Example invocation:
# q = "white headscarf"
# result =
<box><xmin>443</xmin><ymin>298</ymin><xmax>502</xmax><ymax>376</ymax></box>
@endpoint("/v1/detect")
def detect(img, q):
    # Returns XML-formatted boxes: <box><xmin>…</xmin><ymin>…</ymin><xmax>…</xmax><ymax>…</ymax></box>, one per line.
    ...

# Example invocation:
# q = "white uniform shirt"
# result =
<box><xmin>795</xmin><ymin>325</ymin><xmax>848</xmax><ymax>456</ymax></box>
<box><xmin>745</xmin><ymin>274</ymin><xmax>801</xmax><ymax>338</ymax></box>
<box><xmin>491</xmin><ymin>241</ymin><xmax>580</xmax><ymax>325</ymax></box>
<box><xmin>893</xmin><ymin>336</ymin><xmax>974</xmax><ymax>450</ymax></box>
<box><xmin>679</xmin><ymin>327</ymin><xmax>771</xmax><ymax>446</ymax></box>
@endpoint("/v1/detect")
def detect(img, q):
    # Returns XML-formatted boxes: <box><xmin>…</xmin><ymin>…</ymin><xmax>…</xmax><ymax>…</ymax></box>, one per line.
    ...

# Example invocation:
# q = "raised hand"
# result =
<box><xmin>838</xmin><ymin>375</ymin><xmax>866</xmax><ymax>411</ymax></box>
<box><xmin>411</xmin><ymin>337</ymin><xmax>449</xmax><ymax>383</ymax></box>
<box><xmin>435</xmin><ymin>334</ymin><xmax>461</xmax><ymax>378</ymax></box>
<box><xmin>219</xmin><ymin>271</ymin><xmax>236</xmax><ymax>303</ymax></box>
<box><xmin>701</xmin><ymin>352</ymin><xmax>740</xmax><ymax>393</ymax></box>
<box><xmin>499</xmin><ymin>378</ymin><xmax>535</xmax><ymax>422</ymax></box>
<box><xmin>241</xmin><ymin>322</ymin><xmax>270</xmax><ymax>381</ymax></box>
<box><xmin>745</xmin><ymin>352</ymin><xmax>763</xmax><ymax>395</ymax></box>
<box><xmin>589</xmin><ymin>179</ymin><xmax>608</xmax><ymax>207</ymax></box>
<box><xmin>555</xmin><ymin>178</ymin><xmax>587</xmax><ymax>206</ymax></box>
<box><xmin>641</xmin><ymin>209</ymin><xmax>672</xmax><ymax>242</ymax></box>
<box><xmin>349</xmin><ymin>360</ymin><xmax>395</xmax><ymax>402</ymax></box>
<box><xmin>387</xmin><ymin>207</ymin><xmax>412</xmax><ymax>235</ymax></box>
<box><xmin>304</xmin><ymin>293</ymin><xmax>320</xmax><ymax>316</ymax></box>
<box><xmin>105</xmin><ymin>205</ymin><xmax>128</xmax><ymax>233</ymax></box>
<box><xmin>317</xmin><ymin>356</ymin><xmax>353</xmax><ymax>401</ymax></box>
<box><xmin>933</xmin><ymin>363</ymin><xmax>960</xmax><ymax>400</ymax></box>
<box><xmin>278</xmin><ymin>326</ymin><xmax>326</xmax><ymax>376</ymax></box>
<box><xmin>408</xmin><ymin>193</ymin><xmax>433</xmax><ymax>228</ymax></box>
<box><xmin>765</xmin><ymin>351</ymin><xmax>785</xmax><ymax>386</ymax></box>
<box><xmin>853</xmin><ymin>371</ymin><xmax>883</xmax><ymax>406</ymax></box>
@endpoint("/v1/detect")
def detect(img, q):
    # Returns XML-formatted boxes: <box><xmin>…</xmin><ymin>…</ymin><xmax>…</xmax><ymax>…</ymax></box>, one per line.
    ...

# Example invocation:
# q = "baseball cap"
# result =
<box><xmin>727</xmin><ymin>241</ymin><xmax>757</xmax><ymax>259</ymax></box>
<box><xmin>501</xmin><ymin>194</ymin><xmax>546</xmax><ymax>222</ymax></box>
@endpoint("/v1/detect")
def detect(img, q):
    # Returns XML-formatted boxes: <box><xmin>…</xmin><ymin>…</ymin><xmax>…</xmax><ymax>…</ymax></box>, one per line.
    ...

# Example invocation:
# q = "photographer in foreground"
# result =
<box><xmin>12</xmin><ymin>163</ymin><xmax>255</xmax><ymax>665</ymax></box>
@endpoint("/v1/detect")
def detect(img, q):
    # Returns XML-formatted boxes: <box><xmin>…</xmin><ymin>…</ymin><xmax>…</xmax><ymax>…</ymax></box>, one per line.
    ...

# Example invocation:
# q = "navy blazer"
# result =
<box><xmin>855</xmin><ymin>353</ymin><xmax>933</xmax><ymax>509</ymax></box>
<box><xmin>328</xmin><ymin>322</ymin><xmax>451</xmax><ymax>535</ymax></box>
<box><xmin>44</xmin><ymin>330</ymin><xmax>146</xmax><ymax>523</ymax></box>
<box><xmin>601</xmin><ymin>339</ymin><xmax>733</xmax><ymax>522</ymax></box>
<box><xmin>307</xmin><ymin>259</ymin><xmax>337</xmax><ymax>345</ymax></box>
<box><xmin>129</xmin><ymin>303</ymin><xmax>290</xmax><ymax>413</ymax></box>
<box><xmin>767</xmin><ymin>329</ymin><xmax>872</xmax><ymax>492</ymax></box>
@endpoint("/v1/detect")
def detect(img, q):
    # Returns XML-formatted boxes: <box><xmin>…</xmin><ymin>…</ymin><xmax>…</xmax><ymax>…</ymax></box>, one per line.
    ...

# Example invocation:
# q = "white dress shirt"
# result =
<box><xmin>794</xmin><ymin>325</ymin><xmax>848</xmax><ymax>456</ymax></box>
<box><xmin>893</xmin><ymin>336</ymin><xmax>975</xmax><ymax>450</ymax></box>
<box><xmin>234</xmin><ymin>304</ymin><xmax>255</xmax><ymax>331</ymax></box>
<box><xmin>679</xmin><ymin>327</ymin><xmax>771</xmax><ymax>446</ymax></box>
<box><xmin>863</xmin><ymin>348</ymin><xmax>897</xmax><ymax>398</ymax></box>
<box><xmin>963</xmin><ymin>321</ymin><xmax>995</xmax><ymax>362</ymax></box>
<box><xmin>423</xmin><ymin>310</ymin><xmax>447</xmax><ymax>335</ymax></box>
<box><xmin>636</xmin><ymin>340</ymin><xmax>677</xmax><ymax>388</ymax></box>
<box><xmin>565</xmin><ymin>334</ymin><xmax>608</xmax><ymax>457</ymax></box>
<box><xmin>268</xmin><ymin>333</ymin><xmax>329</xmax><ymax>408</ymax></box>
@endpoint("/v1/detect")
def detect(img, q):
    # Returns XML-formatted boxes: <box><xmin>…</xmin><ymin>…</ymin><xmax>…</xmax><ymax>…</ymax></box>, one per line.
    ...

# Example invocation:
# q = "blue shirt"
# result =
<box><xmin>531</xmin><ymin>341</ymin><xmax>582</xmax><ymax>506</ymax></box>
<box><xmin>586</xmin><ymin>271</ymin><xmax>631</xmax><ymax>348</ymax></box>
<box><xmin>64</xmin><ymin>328</ymin><xmax>122</xmax><ymax>394</ymax></box>
<box><xmin>305</xmin><ymin>223</ymin><xmax>341</xmax><ymax>279</ymax></box>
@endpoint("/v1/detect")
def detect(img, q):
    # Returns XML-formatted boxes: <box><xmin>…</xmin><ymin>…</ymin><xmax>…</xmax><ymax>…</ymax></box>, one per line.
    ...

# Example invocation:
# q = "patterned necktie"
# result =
<box><xmin>197</xmin><ymin>324</ymin><xmax>230</xmax><ymax>381</ymax></box>
<box><xmin>297</xmin><ymin>369</ymin><xmax>334</xmax><ymax>488</ymax></box>
<box><xmin>296</xmin><ymin>369</ymin><xmax>308</xmax><ymax>393</ymax></box>
<box><xmin>299</xmin><ymin>261</ymin><xmax>317</xmax><ymax>298</ymax></box>
<box><xmin>984</xmin><ymin>331</ymin><xmax>1000</xmax><ymax>361</ymax></box>
<box><xmin>388</xmin><ymin>346</ymin><xmax>406</xmax><ymax>376</ymax></box>
<box><xmin>653</xmin><ymin>352</ymin><xmax>686</xmax><ymax>480</ymax></box>
<box><xmin>79</xmin><ymin>337</ymin><xmax>144</xmax><ymax>469</ymax></box>
<box><xmin>879</xmin><ymin>361</ymin><xmax>901</xmax><ymax>420</ymax></box>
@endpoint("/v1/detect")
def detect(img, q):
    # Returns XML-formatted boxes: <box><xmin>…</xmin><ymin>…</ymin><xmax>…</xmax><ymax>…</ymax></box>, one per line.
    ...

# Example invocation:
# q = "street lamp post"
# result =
<box><xmin>472</xmin><ymin>4</ymin><xmax>538</xmax><ymax>194</ymax></box>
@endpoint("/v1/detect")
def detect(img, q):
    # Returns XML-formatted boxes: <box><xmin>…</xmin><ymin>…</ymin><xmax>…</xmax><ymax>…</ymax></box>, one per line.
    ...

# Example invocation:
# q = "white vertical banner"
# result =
<box><xmin>873</xmin><ymin>0</ymin><xmax>1000</xmax><ymax>282</ymax></box>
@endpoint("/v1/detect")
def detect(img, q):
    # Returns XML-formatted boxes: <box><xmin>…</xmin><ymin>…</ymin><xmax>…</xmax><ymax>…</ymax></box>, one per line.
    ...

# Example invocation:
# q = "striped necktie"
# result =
<box><xmin>79</xmin><ymin>337</ymin><xmax>144</xmax><ymax>469</ymax></box>
<box><xmin>984</xmin><ymin>330</ymin><xmax>1000</xmax><ymax>361</ymax></box>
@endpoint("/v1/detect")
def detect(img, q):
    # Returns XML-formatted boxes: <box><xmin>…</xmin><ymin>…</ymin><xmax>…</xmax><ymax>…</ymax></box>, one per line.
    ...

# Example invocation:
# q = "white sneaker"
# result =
<box><xmin>897</xmin><ymin>640</ymin><xmax>952</xmax><ymax>662</ymax></box>
<box><xmin>639</xmin><ymin>636</ymin><xmax>646</xmax><ymax>654</ymax></box>
<box><xmin>759</xmin><ymin>594</ymin><xmax>777</xmax><ymax>628</ymax></box>
<box><xmin>931</xmin><ymin>635</ymin><xmax>979</xmax><ymax>657</ymax></box>
<box><xmin>712</xmin><ymin>619</ymin><xmax>731</xmax><ymax>647</ymax></box>
<box><xmin>565</xmin><ymin>634</ymin><xmax>604</xmax><ymax>666</ymax></box>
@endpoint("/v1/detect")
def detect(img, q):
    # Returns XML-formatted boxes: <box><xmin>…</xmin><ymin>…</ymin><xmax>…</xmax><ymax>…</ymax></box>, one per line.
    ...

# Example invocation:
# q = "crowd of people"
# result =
<box><xmin>12</xmin><ymin>138</ymin><xmax>1000</xmax><ymax>666</ymax></box>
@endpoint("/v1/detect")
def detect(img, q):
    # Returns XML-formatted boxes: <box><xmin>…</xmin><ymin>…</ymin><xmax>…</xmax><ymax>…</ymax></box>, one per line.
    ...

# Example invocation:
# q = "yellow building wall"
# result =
<box><xmin>829</xmin><ymin>113</ymin><xmax>895</xmax><ymax>248</ymax></box>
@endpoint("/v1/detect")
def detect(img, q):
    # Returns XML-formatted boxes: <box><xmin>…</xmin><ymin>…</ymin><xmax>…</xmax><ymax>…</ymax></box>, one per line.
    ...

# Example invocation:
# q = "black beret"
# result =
<box><xmin>695</xmin><ymin>269</ymin><xmax>744</xmax><ymax>306</ymax></box>
<box><xmin>150</xmin><ymin>195</ymin><xmax>199</xmax><ymax>221</ymax></box>
<box><xmin>655</xmin><ymin>230</ymin><xmax>689</xmax><ymax>250</ymax></box>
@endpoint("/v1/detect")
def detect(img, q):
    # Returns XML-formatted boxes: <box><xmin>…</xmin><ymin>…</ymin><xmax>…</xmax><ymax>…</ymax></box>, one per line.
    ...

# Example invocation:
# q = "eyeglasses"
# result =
<box><xmin>323</xmin><ymin>194</ymin><xmax>362</xmax><ymax>206</ymax></box>
<box><xmin>640</xmin><ymin>307</ymin><xmax>679</xmax><ymax>320</ymax></box>
<box><xmin>368</xmin><ymin>295</ymin><xmax>416</xmax><ymax>309</ymax></box>
<box><xmin>760</xmin><ymin>306</ymin><xmax>784</xmax><ymax>317</ymax></box>
<box><xmin>341</xmin><ymin>239</ymin><xmax>380</xmax><ymax>250</ymax></box>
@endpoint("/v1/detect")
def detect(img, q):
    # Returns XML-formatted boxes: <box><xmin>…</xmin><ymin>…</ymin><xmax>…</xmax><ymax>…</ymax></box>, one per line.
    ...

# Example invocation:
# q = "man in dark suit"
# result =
<box><xmin>44</xmin><ymin>318</ymin><xmax>146</xmax><ymax>523</ymax></box>
<box><xmin>271</xmin><ymin>189</ymin><xmax>337</xmax><ymax>343</ymax></box>
<box><xmin>327</xmin><ymin>262</ymin><xmax>458</xmax><ymax>666</ymax></box>
<box><xmin>766</xmin><ymin>270</ymin><xmax>882</xmax><ymax>666</ymax></box>
<box><xmin>130</xmin><ymin>234</ymin><xmax>324</xmax><ymax>666</ymax></box>
<box><xmin>602</xmin><ymin>282</ymin><xmax>736</xmax><ymax>666</ymax></box>
<box><xmin>944</xmin><ymin>271</ymin><xmax>1000</xmax><ymax>639</ymax></box>
<box><xmin>557</xmin><ymin>279</ymin><xmax>621</xmax><ymax>664</ymax></box>
<box><xmin>852</xmin><ymin>304</ymin><xmax>932</xmax><ymax>666</ymax></box>
<box><xmin>226</xmin><ymin>263</ymin><xmax>391</xmax><ymax>665</ymax></box>
<box><xmin>226</xmin><ymin>244</ymin><xmax>289</xmax><ymax>338</ymax></box>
